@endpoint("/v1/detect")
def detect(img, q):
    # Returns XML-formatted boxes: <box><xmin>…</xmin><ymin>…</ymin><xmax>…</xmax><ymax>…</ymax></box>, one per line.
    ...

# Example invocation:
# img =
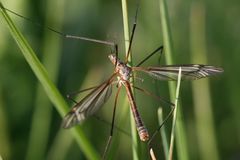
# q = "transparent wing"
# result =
<box><xmin>62</xmin><ymin>75</ymin><xmax>115</xmax><ymax>129</ymax></box>
<box><xmin>132</xmin><ymin>64</ymin><xmax>223</xmax><ymax>81</ymax></box>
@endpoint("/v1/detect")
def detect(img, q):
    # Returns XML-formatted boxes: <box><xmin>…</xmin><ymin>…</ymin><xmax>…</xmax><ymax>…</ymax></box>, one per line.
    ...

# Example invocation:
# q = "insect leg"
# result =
<box><xmin>102</xmin><ymin>85</ymin><xmax>122</xmax><ymax>159</ymax></box>
<box><xmin>2</xmin><ymin>6</ymin><xmax>119</xmax><ymax>55</ymax></box>
<box><xmin>136</xmin><ymin>46</ymin><xmax>163</xmax><ymax>67</ymax></box>
<box><xmin>125</xmin><ymin>3</ymin><xmax>140</xmax><ymax>62</ymax></box>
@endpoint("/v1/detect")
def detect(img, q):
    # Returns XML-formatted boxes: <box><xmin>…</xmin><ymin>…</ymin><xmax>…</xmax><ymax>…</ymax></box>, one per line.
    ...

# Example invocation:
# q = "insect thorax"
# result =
<box><xmin>117</xmin><ymin>63</ymin><xmax>131</xmax><ymax>81</ymax></box>
<box><xmin>108</xmin><ymin>54</ymin><xmax>131</xmax><ymax>81</ymax></box>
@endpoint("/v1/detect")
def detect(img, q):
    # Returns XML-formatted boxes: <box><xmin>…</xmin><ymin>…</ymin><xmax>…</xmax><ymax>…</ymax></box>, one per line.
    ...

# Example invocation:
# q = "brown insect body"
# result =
<box><xmin>108</xmin><ymin>54</ymin><xmax>149</xmax><ymax>141</ymax></box>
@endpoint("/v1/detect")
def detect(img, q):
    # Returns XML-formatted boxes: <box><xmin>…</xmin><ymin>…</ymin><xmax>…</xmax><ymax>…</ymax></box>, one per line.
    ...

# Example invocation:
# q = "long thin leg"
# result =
<box><xmin>102</xmin><ymin>85</ymin><xmax>122</xmax><ymax>159</ymax></box>
<box><xmin>132</xmin><ymin>85</ymin><xmax>175</xmax><ymax>146</ymax></box>
<box><xmin>125</xmin><ymin>3</ymin><xmax>140</xmax><ymax>62</ymax></box>
<box><xmin>2</xmin><ymin>5</ymin><xmax>121</xmax><ymax>75</ymax></box>
<box><xmin>136</xmin><ymin>46</ymin><xmax>163</xmax><ymax>67</ymax></box>
<box><xmin>114</xmin><ymin>44</ymin><xmax>119</xmax><ymax>68</ymax></box>
<box><xmin>2</xmin><ymin>6</ymin><xmax>118</xmax><ymax>53</ymax></box>
<box><xmin>148</xmin><ymin>105</ymin><xmax>175</xmax><ymax>146</ymax></box>
<box><xmin>133</xmin><ymin>85</ymin><xmax>174</xmax><ymax>106</ymax></box>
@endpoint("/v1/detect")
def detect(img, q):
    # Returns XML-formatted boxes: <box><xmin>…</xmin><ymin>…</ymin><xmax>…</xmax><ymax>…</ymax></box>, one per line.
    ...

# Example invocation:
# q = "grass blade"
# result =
<box><xmin>25</xmin><ymin>0</ymin><xmax>65</xmax><ymax>159</ymax></box>
<box><xmin>158</xmin><ymin>0</ymin><xmax>189</xmax><ymax>159</ymax></box>
<box><xmin>0</xmin><ymin>3</ymin><xmax>99</xmax><ymax>160</ymax></box>
<box><xmin>121</xmin><ymin>1</ymin><xmax>140</xmax><ymax>159</ymax></box>
<box><xmin>190</xmin><ymin>2</ymin><xmax>220</xmax><ymax>160</ymax></box>
<box><xmin>47</xmin><ymin>129</ymin><xmax>74</xmax><ymax>160</ymax></box>
<box><xmin>168</xmin><ymin>67</ymin><xmax>182</xmax><ymax>160</ymax></box>
<box><xmin>0</xmin><ymin>87</ymin><xmax>10</xmax><ymax>159</ymax></box>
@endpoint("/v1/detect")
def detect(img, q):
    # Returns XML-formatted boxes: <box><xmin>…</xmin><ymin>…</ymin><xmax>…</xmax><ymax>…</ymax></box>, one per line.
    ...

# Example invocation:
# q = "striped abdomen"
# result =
<box><xmin>124</xmin><ymin>81</ymin><xmax>149</xmax><ymax>141</ymax></box>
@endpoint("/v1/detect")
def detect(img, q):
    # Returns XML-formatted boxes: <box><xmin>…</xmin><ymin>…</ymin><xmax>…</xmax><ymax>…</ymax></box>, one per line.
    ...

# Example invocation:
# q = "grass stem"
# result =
<box><xmin>0</xmin><ymin>3</ymin><xmax>99</xmax><ymax>160</ymax></box>
<box><xmin>121</xmin><ymin>1</ymin><xmax>140</xmax><ymax>159</ymax></box>
<box><xmin>190</xmin><ymin>2</ymin><xmax>220</xmax><ymax>159</ymax></box>
<box><xmin>25</xmin><ymin>0</ymin><xmax>65</xmax><ymax>159</ymax></box>
<box><xmin>158</xmin><ymin>0</ymin><xmax>189</xmax><ymax>159</ymax></box>
<box><xmin>168</xmin><ymin>68</ymin><xmax>182</xmax><ymax>160</ymax></box>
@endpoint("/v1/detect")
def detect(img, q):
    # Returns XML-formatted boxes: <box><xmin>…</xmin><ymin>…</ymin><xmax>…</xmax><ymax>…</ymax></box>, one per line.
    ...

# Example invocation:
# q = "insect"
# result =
<box><xmin>59</xmin><ymin>4</ymin><xmax>223</xmax><ymax>154</ymax></box>
<box><xmin>1</xmin><ymin>2</ymin><xmax>224</xmax><ymax>159</ymax></box>
<box><xmin>62</xmin><ymin>46</ymin><xmax>223</xmax><ymax>148</ymax></box>
<box><xmin>57</xmin><ymin>4</ymin><xmax>224</xmax><ymax>159</ymax></box>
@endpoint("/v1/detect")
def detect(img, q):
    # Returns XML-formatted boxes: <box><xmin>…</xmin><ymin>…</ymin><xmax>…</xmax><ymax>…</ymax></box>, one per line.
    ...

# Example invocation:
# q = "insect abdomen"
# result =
<box><xmin>124</xmin><ymin>81</ymin><xmax>149</xmax><ymax>141</ymax></box>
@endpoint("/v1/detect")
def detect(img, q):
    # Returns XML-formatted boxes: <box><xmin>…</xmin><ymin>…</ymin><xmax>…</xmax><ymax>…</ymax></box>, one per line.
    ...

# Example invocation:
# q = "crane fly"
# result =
<box><xmin>61</xmin><ymin>6</ymin><xmax>223</xmax><ymax>146</ymax></box>
<box><xmin>62</xmin><ymin>53</ymin><xmax>223</xmax><ymax>139</ymax></box>
<box><xmin>59</xmin><ymin>4</ymin><xmax>223</xmax><ymax>158</ymax></box>
<box><xmin>0</xmin><ymin>2</ymin><xmax>224</xmax><ymax>159</ymax></box>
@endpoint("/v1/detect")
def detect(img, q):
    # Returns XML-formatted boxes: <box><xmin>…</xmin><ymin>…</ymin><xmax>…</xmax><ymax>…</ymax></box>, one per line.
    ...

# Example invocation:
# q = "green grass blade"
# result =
<box><xmin>190</xmin><ymin>2</ymin><xmax>220</xmax><ymax>160</ymax></box>
<box><xmin>0</xmin><ymin>87</ymin><xmax>10</xmax><ymax>159</ymax></box>
<box><xmin>158</xmin><ymin>0</ymin><xmax>189</xmax><ymax>159</ymax></box>
<box><xmin>168</xmin><ymin>68</ymin><xmax>182</xmax><ymax>160</ymax></box>
<box><xmin>0</xmin><ymin>3</ymin><xmax>99</xmax><ymax>160</ymax></box>
<box><xmin>47</xmin><ymin>128</ymin><xmax>74</xmax><ymax>160</ymax></box>
<box><xmin>47</xmin><ymin>67</ymin><xmax>105</xmax><ymax>159</ymax></box>
<box><xmin>0</xmin><ymin>2</ymin><xmax>66</xmax><ymax>116</ymax></box>
<box><xmin>121</xmin><ymin>1</ymin><xmax>140</xmax><ymax>159</ymax></box>
<box><xmin>25</xmin><ymin>0</ymin><xmax>65</xmax><ymax>159</ymax></box>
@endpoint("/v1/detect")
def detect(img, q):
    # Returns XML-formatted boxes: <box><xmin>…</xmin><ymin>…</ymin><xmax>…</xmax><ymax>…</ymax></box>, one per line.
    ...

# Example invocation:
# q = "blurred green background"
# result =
<box><xmin>0</xmin><ymin>0</ymin><xmax>239</xmax><ymax>159</ymax></box>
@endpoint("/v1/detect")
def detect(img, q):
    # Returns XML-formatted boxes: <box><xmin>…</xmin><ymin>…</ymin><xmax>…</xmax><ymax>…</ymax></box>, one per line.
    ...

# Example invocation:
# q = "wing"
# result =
<box><xmin>132</xmin><ymin>64</ymin><xmax>223</xmax><ymax>81</ymax></box>
<box><xmin>62</xmin><ymin>75</ymin><xmax>115</xmax><ymax>129</ymax></box>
